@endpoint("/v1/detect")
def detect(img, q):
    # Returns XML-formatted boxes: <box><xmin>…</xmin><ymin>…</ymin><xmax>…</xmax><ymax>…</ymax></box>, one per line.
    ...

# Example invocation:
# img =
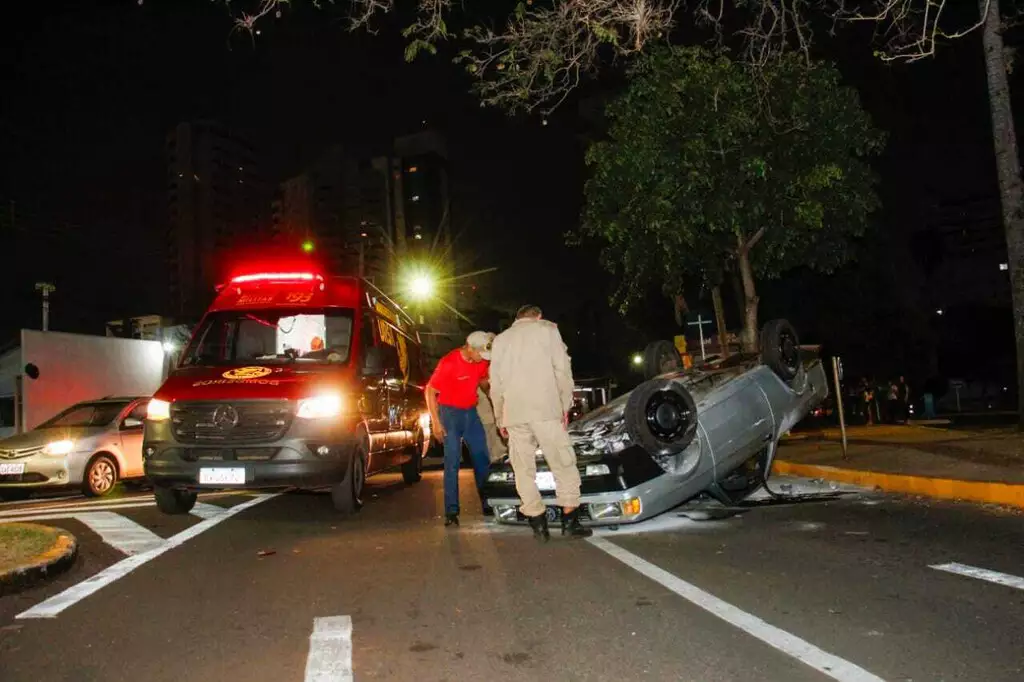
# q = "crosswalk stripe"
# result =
<box><xmin>304</xmin><ymin>616</ymin><xmax>353</xmax><ymax>682</ymax></box>
<box><xmin>190</xmin><ymin>502</ymin><xmax>228</xmax><ymax>520</ymax></box>
<box><xmin>74</xmin><ymin>512</ymin><xmax>167</xmax><ymax>555</ymax></box>
<box><xmin>930</xmin><ymin>562</ymin><xmax>1024</xmax><ymax>592</ymax></box>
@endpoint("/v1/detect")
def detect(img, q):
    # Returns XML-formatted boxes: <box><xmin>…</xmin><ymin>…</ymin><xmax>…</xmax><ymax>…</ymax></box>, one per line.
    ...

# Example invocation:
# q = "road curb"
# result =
<box><xmin>772</xmin><ymin>460</ymin><xmax>1024</xmax><ymax>511</ymax></box>
<box><xmin>0</xmin><ymin>524</ymin><xmax>79</xmax><ymax>597</ymax></box>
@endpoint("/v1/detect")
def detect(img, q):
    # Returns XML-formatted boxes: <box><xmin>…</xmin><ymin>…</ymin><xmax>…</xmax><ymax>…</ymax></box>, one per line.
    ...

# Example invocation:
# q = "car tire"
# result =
<box><xmin>625</xmin><ymin>378</ymin><xmax>698</xmax><ymax>456</ymax></box>
<box><xmin>331</xmin><ymin>439</ymin><xmax>367</xmax><ymax>514</ymax></box>
<box><xmin>761</xmin><ymin>319</ymin><xmax>801</xmax><ymax>383</ymax></box>
<box><xmin>402</xmin><ymin>432</ymin><xmax>424</xmax><ymax>484</ymax></box>
<box><xmin>642</xmin><ymin>340</ymin><xmax>683</xmax><ymax>381</ymax></box>
<box><xmin>154</xmin><ymin>485</ymin><xmax>198</xmax><ymax>514</ymax></box>
<box><xmin>82</xmin><ymin>454</ymin><xmax>118</xmax><ymax>498</ymax></box>
<box><xmin>710</xmin><ymin>447</ymin><xmax>770</xmax><ymax>505</ymax></box>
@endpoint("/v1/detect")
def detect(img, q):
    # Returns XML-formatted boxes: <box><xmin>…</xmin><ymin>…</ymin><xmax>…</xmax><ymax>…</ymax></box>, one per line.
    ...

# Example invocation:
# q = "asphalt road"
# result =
<box><xmin>1</xmin><ymin>469</ymin><xmax>1023</xmax><ymax>681</ymax></box>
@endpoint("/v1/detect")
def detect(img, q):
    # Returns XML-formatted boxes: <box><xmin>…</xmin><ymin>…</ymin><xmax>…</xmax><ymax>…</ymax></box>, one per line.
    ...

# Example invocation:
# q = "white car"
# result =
<box><xmin>0</xmin><ymin>397</ymin><xmax>150</xmax><ymax>499</ymax></box>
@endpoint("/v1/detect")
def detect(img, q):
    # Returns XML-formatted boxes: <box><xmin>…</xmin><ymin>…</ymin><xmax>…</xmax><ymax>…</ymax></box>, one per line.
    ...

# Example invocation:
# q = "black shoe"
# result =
<box><xmin>445</xmin><ymin>513</ymin><xmax>460</xmax><ymax>527</ymax></box>
<box><xmin>527</xmin><ymin>513</ymin><xmax>550</xmax><ymax>542</ymax></box>
<box><xmin>561</xmin><ymin>508</ymin><xmax>593</xmax><ymax>538</ymax></box>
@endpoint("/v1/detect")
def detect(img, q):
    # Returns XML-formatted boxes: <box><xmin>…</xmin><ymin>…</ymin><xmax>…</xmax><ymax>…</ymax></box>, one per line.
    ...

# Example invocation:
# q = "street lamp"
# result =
<box><xmin>409</xmin><ymin>274</ymin><xmax>435</xmax><ymax>300</ymax></box>
<box><xmin>631</xmin><ymin>353</ymin><xmax>643</xmax><ymax>367</ymax></box>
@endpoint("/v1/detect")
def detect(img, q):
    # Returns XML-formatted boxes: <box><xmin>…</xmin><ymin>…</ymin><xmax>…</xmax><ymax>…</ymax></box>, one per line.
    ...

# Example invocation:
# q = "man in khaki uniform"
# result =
<box><xmin>477</xmin><ymin>385</ymin><xmax>508</xmax><ymax>463</ymax></box>
<box><xmin>489</xmin><ymin>305</ymin><xmax>591</xmax><ymax>540</ymax></box>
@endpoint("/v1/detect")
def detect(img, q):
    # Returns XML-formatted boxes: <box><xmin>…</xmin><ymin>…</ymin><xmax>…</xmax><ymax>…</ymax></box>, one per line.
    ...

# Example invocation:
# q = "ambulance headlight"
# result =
<box><xmin>147</xmin><ymin>399</ymin><xmax>171</xmax><ymax>422</ymax></box>
<box><xmin>297</xmin><ymin>394</ymin><xmax>344</xmax><ymax>420</ymax></box>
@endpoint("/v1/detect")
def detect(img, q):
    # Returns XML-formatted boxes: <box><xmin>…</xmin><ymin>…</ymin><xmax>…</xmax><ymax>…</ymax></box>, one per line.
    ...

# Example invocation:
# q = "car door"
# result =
<box><xmin>118</xmin><ymin>400</ymin><xmax>149</xmax><ymax>478</ymax></box>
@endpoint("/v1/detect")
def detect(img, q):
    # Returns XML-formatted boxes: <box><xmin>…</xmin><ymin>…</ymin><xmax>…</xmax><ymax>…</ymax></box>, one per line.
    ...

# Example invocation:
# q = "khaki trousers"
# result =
<box><xmin>506</xmin><ymin>420</ymin><xmax>581</xmax><ymax>517</ymax></box>
<box><xmin>482</xmin><ymin>419</ymin><xmax>508</xmax><ymax>463</ymax></box>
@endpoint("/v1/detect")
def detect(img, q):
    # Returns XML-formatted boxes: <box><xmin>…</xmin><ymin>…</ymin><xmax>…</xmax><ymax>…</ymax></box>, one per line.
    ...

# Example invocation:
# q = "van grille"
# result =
<box><xmin>171</xmin><ymin>401</ymin><xmax>293</xmax><ymax>445</ymax></box>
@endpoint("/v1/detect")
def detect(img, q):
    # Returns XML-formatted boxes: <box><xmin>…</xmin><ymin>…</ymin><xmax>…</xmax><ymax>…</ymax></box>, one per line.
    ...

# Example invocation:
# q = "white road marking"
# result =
<box><xmin>0</xmin><ymin>502</ymin><xmax>158</xmax><ymax>522</ymax></box>
<box><xmin>304</xmin><ymin>616</ymin><xmax>353</xmax><ymax>682</ymax></box>
<box><xmin>74</xmin><ymin>512</ymin><xmax>167</xmax><ymax>555</ymax></box>
<box><xmin>16</xmin><ymin>493</ymin><xmax>279</xmax><ymax>619</ymax></box>
<box><xmin>588</xmin><ymin>537</ymin><xmax>887</xmax><ymax>682</ymax></box>
<box><xmin>930</xmin><ymin>562</ymin><xmax>1024</xmax><ymax>592</ymax></box>
<box><xmin>190</xmin><ymin>502</ymin><xmax>228</xmax><ymax>520</ymax></box>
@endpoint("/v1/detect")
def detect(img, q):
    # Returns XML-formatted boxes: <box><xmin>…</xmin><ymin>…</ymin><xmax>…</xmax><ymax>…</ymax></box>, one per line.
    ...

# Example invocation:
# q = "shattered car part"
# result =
<box><xmin>483</xmin><ymin>319</ymin><xmax>829</xmax><ymax>526</ymax></box>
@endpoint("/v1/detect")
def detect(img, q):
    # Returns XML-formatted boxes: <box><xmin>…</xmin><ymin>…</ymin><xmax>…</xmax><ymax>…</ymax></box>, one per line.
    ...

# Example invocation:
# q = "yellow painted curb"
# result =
<box><xmin>772</xmin><ymin>460</ymin><xmax>1024</xmax><ymax>510</ymax></box>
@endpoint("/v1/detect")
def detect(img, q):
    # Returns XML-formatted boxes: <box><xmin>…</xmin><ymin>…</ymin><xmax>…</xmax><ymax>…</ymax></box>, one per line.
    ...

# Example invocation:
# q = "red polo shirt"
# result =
<box><xmin>428</xmin><ymin>349</ymin><xmax>489</xmax><ymax>409</ymax></box>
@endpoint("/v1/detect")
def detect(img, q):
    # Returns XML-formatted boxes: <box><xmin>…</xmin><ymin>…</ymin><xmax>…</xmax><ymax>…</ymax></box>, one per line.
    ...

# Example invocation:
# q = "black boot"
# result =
<box><xmin>561</xmin><ymin>508</ymin><xmax>592</xmax><ymax>538</ymax></box>
<box><xmin>527</xmin><ymin>513</ymin><xmax>550</xmax><ymax>542</ymax></box>
<box><xmin>445</xmin><ymin>513</ymin><xmax>459</xmax><ymax>527</ymax></box>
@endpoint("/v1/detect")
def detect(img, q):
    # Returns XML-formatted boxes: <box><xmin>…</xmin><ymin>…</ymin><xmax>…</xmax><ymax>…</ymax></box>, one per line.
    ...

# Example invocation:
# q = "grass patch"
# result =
<box><xmin>0</xmin><ymin>523</ymin><xmax>61</xmax><ymax>572</ymax></box>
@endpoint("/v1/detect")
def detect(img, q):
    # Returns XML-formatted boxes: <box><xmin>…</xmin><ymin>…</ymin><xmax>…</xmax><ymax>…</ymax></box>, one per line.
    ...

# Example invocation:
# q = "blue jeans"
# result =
<box><xmin>440</xmin><ymin>405</ymin><xmax>491</xmax><ymax>515</ymax></box>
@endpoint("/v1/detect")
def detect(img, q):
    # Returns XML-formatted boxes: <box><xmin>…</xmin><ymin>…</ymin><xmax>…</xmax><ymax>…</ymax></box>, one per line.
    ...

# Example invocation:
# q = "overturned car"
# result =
<box><xmin>482</xmin><ymin>319</ymin><xmax>828</xmax><ymax>526</ymax></box>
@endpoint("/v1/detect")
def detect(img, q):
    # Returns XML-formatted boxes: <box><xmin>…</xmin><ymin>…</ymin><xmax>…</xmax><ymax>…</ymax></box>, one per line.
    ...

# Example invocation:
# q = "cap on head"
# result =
<box><xmin>516</xmin><ymin>305</ymin><xmax>542</xmax><ymax>320</ymax></box>
<box><xmin>466</xmin><ymin>331</ymin><xmax>494</xmax><ymax>360</ymax></box>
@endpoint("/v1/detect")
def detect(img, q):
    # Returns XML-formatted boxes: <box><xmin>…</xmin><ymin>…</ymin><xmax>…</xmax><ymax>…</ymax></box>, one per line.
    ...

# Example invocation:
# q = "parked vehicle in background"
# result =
<box><xmin>0</xmin><ymin>397</ymin><xmax>151</xmax><ymax>499</ymax></box>
<box><xmin>144</xmin><ymin>264</ymin><xmax>430</xmax><ymax>515</ymax></box>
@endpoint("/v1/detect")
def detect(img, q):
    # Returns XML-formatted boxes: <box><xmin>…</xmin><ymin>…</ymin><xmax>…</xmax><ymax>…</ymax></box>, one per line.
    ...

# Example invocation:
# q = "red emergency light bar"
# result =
<box><xmin>230</xmin><ymin>272</ymin><xmax>324</xmax><ymax>284</ymax></box>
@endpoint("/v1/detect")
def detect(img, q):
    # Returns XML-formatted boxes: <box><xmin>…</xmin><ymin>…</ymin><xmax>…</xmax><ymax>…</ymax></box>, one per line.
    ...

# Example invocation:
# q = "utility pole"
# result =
<box><xmin>35</xmin><ymin>282</ymin><xmax>56</xmax><ymax>331</ymax></box>
<box><xmin>687</xmin><ymin>314</ymin><xmax>713</xmax><ymax>361</ymax></box>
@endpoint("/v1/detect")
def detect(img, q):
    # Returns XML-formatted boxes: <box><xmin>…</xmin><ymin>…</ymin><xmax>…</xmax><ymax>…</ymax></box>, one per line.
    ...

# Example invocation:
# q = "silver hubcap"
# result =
<box><xmin>90</xmin><ymin>460</ymin><xmax>115</xmax><ymax>493</ymax></box>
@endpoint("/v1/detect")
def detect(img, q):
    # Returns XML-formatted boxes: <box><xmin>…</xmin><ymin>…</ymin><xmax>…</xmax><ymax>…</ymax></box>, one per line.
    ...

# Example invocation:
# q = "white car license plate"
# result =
<box><xmin>0</xmin><ymin>462</ymin><xmax>26</xmax><ymax>475</ymax></box>
<box><xmin>535</xmin><ymin>471</ymin><xmax>556</xmax><ymax>491</ymax></box>
<box><xmin>199</xmin><ymin>467</ymin><xmax>246</xmax><ymax>485</ymax></box>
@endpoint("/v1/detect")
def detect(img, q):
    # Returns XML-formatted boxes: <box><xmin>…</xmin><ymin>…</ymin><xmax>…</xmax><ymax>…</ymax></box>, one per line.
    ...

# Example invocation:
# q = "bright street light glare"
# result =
<box><xmin>162</xmin><ymin>341</ymin><xmax>178</xmax><ymax>353</ymax></box>
<box><xmin>631</xmin><ymin>353</ymin><xmax>643</xmax><ymax>366</ymax></box>
<box><xmin>409</xmin><ymin>274</ymin><xmax>435</xmax><ymax>300</ymax></box>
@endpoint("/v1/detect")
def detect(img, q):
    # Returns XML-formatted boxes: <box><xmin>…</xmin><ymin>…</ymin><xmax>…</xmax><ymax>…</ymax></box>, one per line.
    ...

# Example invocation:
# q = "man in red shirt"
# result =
<box><xmin>426</xmin><ymin>331</ymin><xmax>493</xmax><ymax>527</ymax></box>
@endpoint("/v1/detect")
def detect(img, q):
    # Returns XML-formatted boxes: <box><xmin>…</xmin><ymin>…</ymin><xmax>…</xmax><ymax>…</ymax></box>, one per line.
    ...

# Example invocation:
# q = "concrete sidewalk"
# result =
<box><xmin>774</xmin><ymin>424</ymin><xmax>1024</xmax><ymax>510</ymax></box>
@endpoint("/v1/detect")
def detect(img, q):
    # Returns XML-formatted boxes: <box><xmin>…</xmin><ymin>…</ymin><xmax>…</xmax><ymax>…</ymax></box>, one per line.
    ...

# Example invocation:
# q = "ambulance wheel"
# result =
<box><xmin>402</xmin><ymin>432</ymin><xmax>424</xmax><ymax>484</ymax></box>
<box><xmin>154</xmin><ymin>485</ymin><xmax>197</xmax><ymax>515</ymax></box>
<box><xmin>332</xmin><ymin>440</ymin><xmax>367</xmax><ymax>514</ymax></box>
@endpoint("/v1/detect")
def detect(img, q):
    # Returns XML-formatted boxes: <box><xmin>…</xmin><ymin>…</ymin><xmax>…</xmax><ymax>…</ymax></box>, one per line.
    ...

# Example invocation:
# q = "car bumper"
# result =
<box><xmin>0</xmin><ymin>456</ymin><xmax>74</xmax><ymax>489</ymax></box>
<box><xmin>144</xmin><ymin>418</ymin><xmax>359</xmax><ymax>491</ymax></box>
<box><xmin>482</xmin><ymin>445</ymin><xmax>695</xmax><ymax>527</ymax></box>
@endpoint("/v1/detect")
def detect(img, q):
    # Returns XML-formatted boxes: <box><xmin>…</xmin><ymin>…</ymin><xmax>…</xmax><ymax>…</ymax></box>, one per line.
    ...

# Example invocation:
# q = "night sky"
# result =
<box><xmin>0</xmin><ymin>0</ymin><xmax>1016</xmax><ymax>387</ymax></box>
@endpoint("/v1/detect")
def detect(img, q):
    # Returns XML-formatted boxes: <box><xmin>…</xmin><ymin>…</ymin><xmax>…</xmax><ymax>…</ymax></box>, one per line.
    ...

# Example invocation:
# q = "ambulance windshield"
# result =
<box><xmin>182</xmin><ymin>308</ymin><xmax>355</xmax><ymax>367</ymax></box>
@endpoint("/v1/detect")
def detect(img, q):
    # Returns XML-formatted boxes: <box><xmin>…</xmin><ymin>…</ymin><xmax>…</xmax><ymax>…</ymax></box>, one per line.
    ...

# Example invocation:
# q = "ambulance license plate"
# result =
<box><xmin>0</xmin><ymin>462</ymin><xmax>25</xmax><ymax>475</ymax></box>
<box><xmin>199</xmin><ymin>467</ymin><xmax>246</xmax><ymax>485</ymax></box>
<box><xmin>535</xmin><ymin>471</ymin><xmax>556</xmax><ymax>491</ymax></box>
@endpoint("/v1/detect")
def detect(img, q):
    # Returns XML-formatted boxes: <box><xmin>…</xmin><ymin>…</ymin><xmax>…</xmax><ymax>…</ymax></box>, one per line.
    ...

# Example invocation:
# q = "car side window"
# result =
<box><xmin>123</xmin><ymin>401</ymin><xmax>148</xmax><ymax>428</ymax></box>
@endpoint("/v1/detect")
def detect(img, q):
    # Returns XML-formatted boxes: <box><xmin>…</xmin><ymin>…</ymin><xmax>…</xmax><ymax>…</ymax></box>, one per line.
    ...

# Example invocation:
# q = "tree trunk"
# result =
<box><xmin>673</xmin><ymin>293</ymin><xmax>689</xmax><ymax>327</ymax></box>
<box><xmin>711</xmin><ymin>285</ymin><xmax>730</xmax><ymax>358</ymax></box>
<box><xmin>737</xmin><ymin>239</ymin><xmax>760</xmax><ymax>353</ymax></box>
<box><xmin>730</xmin><ymin>268</ymin><xmax>746</xmax><ymax>325</ymax></box>
<box><xmin>981</xmin><ymin>0</ymin><xmax>1024</xmax><ymax>427</ymax></box>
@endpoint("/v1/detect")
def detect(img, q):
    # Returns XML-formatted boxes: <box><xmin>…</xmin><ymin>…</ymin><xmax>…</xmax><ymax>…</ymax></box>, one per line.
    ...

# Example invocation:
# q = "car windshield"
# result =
<box><xmin>38</xmin><ymin>402</ymin><xmax>129</xmax><ymax>429</ymax></box>
<box><xmin>182</xmin><ymin>308</ymin><xmax>355</xmax><ymax>367</ymax></box>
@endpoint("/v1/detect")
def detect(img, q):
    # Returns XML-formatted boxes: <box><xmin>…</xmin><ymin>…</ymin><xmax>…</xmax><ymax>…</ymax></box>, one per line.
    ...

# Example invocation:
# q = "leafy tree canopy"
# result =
<box><xmin>578</xmin><ymin>45</ymin><xmax>885</xmax><ymax>315</ymax></box>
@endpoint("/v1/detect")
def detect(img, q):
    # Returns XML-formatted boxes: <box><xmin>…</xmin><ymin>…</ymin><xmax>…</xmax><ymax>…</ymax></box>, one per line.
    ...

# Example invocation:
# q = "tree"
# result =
<box><xmin>577</xmin><ymin>46</ymin><xmax>884</xmax><ymax>350</ymax></box>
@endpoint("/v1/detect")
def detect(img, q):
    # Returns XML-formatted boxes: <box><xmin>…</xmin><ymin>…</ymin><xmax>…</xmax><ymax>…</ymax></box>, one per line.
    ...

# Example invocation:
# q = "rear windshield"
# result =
<box><xmin>182</xmin><ymin>308</ymin><xmax>355</xmax><ymax>367</ymax></box>
<box><xmin>38</xmin><ymin>402</ymin><xmax>129</xmax><ymax>429</ymax></box>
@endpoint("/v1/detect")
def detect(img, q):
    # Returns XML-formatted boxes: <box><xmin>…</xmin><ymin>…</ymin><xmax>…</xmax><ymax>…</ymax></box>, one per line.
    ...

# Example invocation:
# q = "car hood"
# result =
<box><xmin>0</xmin><ymin>427</ymin><xmax>105</xmax><ymax>451</ymax></box>
<box><xmin>156</xmin><ymin>364</ymin><xmax>357</xmax><ymax>402</ymax></box>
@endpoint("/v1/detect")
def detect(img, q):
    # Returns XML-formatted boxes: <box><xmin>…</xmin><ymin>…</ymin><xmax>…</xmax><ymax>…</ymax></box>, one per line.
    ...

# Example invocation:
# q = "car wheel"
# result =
<box><xmin>642</xmin><ymin>340</ymin><xmax>683</xmax><ymax>381</ymax></box>
<box><xmin>82</xmin><ymin>454</ymin><xmax>118</xmax><ymax>497</ymax></box>
<box><xmin>154</xmin><ymin>485</ymin><xmax>198</xmax><ymax>514</ymax></box>
<box><xmin>331</xmin><ymin>439</ymin><xmax>367</xmax><ymax>514</ymax></box>
<box><xmin>761</xmin><ymin>319</ymin><xmax>801</xmax><ymax>383</ymax></box>
<box><xmin>402</xmin><ymin>432</ymin><xmax>424</xmax><ymax>484</ymax></box>
<box><xmin>625</xmin><ymin>379</ymin><xmax>698</xmax><ymax>456</ymax></box>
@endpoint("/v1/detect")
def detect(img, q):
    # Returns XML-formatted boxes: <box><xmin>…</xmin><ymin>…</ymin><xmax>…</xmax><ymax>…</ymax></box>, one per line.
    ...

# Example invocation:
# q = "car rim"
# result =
<box><xmin>90</xmin><ymin>460</ymin><xmax>115</xmax><ymax>493</ymax></box>
<box><xmin>645</xmin><ymin>391</ymin><xmax>693</xmax><ymax>443</ymax></box>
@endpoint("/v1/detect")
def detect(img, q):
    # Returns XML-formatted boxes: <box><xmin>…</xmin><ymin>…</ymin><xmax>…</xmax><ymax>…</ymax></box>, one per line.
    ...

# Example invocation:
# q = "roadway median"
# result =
<box><xmin>0</xmin><ymin>523</ymin><xmax>78</xmax><ymax>596</ymax></box>
<box><xmin>774</xmin><ymin>424</ymin><xmax>1024</xmax><ymax>511</ymax></box>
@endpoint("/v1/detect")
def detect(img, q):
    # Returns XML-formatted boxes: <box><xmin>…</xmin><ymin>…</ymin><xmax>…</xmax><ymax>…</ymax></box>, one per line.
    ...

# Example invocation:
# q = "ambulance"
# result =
<box><xmin>143</xmin><ymin>262</ymin><xmax>430</xmax><ymax>514</ymax></box>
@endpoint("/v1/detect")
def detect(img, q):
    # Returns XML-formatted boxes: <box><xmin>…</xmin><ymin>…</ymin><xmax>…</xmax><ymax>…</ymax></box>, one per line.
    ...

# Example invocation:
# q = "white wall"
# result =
<box><xmin>0</xmin><ymin>347</ymin><xmax>21</xmax><ymax>399</ymax></box>
<box><xmin>21</xmin><ymin>330</ymin><xmax>165</xmax><ymax>430</ymax></box>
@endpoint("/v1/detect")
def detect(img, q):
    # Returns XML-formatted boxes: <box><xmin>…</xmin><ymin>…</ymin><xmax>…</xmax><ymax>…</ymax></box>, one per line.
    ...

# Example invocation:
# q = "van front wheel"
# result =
<box><xmin>154</xmin><ymin>485</ymin><xmax>197</xmax><ymax>515</ymax></box>
<box><xmin>332</xmin><ymin>441</ymin><xmax>367</xmax><ymax>514</ymax></box>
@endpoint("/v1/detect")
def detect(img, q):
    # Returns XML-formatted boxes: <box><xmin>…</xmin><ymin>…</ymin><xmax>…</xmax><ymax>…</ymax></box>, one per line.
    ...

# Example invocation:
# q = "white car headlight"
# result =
<box><xmin>44</xmin><ymin>439</ymin><xmax>75</xmax><ymax>456</ymax></box>
<box><xmin>585</xmin><ymin>464</ymin><xmax>611</xmax><ymax>476</ymax></box>
<box><xmin>147</xmin><ymin>399</ymin><xmax>171</xmax><ymax>421</ymax></box>
<box><xmin>297</xmin><ymin>394</ymin><xmax>344</xmax><ymax>420</ymax></box>
<box><xmin>487</xmin><ymin>471</ymin><xmax>514</xmax><ymax>483</ymax></box>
